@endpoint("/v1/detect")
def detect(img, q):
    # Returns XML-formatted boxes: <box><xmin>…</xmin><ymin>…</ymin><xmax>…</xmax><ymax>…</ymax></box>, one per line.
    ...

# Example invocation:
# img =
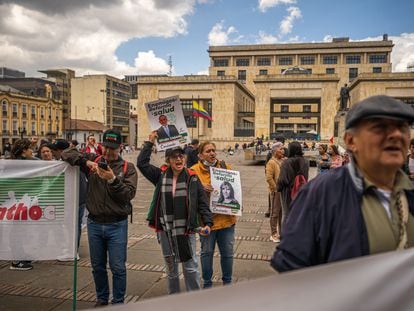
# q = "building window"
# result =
<box><xmin>31</xmin><ymin>105</ymin><xmax>36</xmax><ymax>118</ymax></box>
<box><xmin>2</xmin><ymin>120</ymin><xmax>7</xmax><ymax>131</ymax></box>
<box><xmin>31</xmin><ymin>122</ymin><xmax>36</xmax><ymax>135</ymax></box>
<box><xmin>300</xmin><ymin>55</ymin><xmax>315</xmax><ymax>65</ymax></box>
<box><xmin>349</xmin><ymin>68</ymin><xmax>358</xmax><ymax>80</ymax></box>
<box><xmin>238</xmin><ymin>70</ymin><xmax>246</xmax><ymax>82</ymax></box>
<box><xmin>181</xmin><ymin>100</ymin><xmax>197</xmax><ymax>128</ymax></box>
<box><xmin>373</xmin><ymin>67</ymin><xmax>382</xmax><ymax>73</ymax></box>
<box><xmin>206</xmin><ymin>100</ymin><xmax>212</xmax><ymax>128</ymax></box>
<box><xmin>278</xmin><ymin>56</ymin><xmax>293</xmax><ymax>66</ymax></box>
<box><xmin>281</xmin><ymin>105</ymin><xmax>289</xmax><ymax>113</ymax></box>
<box><xmin>217</xmin><ymin>70</ymin><xmax>225</xmax><ymax>76</ymax></box>
<box><xmin>303</xmin><ymin>105</ymin><xmax>311</xmax><ymax>113</ymax></box>
<box><xmin>369</xmin><ymin>54</ymin><xmax>387</xmax><ymax>64</ymax></box>
<box><xmin>236</xmin><ymin>58</ymin><xmax>250</xmax><ymax>66</ymax></box>
<box><xmin>346</xmin><ymin>55</ymin><xmax>361</xmax><ymax>64</ymax></box>
<box><xmin>326</xmin><ymin>68</ymin><xmax>335</xmax><ymax>74</ymax></box>
<box><xmin>12</xmin><ymin>120</ymin><xmax>17</xmax><ymax>135</ymax></box>
<box><xmin>40</xmin><ymin>107</ymin><xmax>45</xmax><ymax>118</ymax></box>
<box><xmin>2</xmin><ymin>100</ymin><xmax>7</xmax><ymax>117</ymax></box>
<box><xmin>22</xmin><ymin>104</ymin><xmax>27</xmax><ymax>119</ymax></box>
<box><xmin>259</xmin><ymin>69</ymin><xmax>268</xmax><ymax>75</ymax></box>
<box><xmin>322</xmin><ymin>55</ymin><xmax>338</xmax><ymax>64</ymax></box>
<box><xmin>257</xmin><ymin>57</ymin><xmax>271</xmax><ymax>66</ymax></box>
<box><xmin>213</xmin><ymin>58</ymin><xmax>229</xmax><ymax>67</ymax></box>
<box><xmin>12</xmin><ymin>103</ymin><xmax>18</xmax><ymax>117</ymax></box>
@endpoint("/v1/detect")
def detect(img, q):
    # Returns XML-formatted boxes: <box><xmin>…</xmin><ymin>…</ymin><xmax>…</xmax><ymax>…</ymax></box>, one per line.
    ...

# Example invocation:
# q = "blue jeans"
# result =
<box><xmin>200</xmin><ymin>225</ymin><xmax>235</xmax><ymax>288</ymax></box>
<box><xmin>87</xmin><ymin>218</ymin><xmax>128</xmax><ymax>304</ymax></box>
<box><xmin>158</xmin><ymin>231</ymin><xmax>200</xmax><ymax>294</ymax></box>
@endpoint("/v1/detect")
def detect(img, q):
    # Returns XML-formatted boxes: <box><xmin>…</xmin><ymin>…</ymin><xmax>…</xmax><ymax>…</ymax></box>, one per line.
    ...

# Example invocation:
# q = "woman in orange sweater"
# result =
<box><xmin>191</xmin><ymin>141</ymin><xmax>236</xmax><ymax>288</ymax></box>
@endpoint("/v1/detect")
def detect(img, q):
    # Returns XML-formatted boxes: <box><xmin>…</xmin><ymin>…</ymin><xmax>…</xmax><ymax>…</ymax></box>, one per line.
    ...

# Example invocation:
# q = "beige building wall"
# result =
<box><xmin>254</xmin><ymin>75</ymin><xmax>339</xmax><ymax>139</ymax></box>
<box><xmin>136</xmin><ymin>76</ymin><xmax>254</xmax><ymax>148</ymax></box>
<box><xmin>71</xmin><ymin>76</ymin><xmax>106</xmax><ymax>124</ymax></box>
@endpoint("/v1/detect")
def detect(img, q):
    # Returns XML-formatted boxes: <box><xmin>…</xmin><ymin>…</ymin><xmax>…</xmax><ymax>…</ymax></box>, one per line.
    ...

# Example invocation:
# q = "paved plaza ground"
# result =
<box><xmin>0</xmin><ymin>150</ymin><xmax>316</xmax><ymax>310</ymax></box>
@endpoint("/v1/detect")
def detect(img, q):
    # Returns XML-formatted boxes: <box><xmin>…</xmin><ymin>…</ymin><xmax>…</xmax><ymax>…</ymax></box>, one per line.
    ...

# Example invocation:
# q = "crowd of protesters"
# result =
<box><xmin>2</xmin><ymin>95</ymin><xmax>414</xmax><ymax>306</ymax></box>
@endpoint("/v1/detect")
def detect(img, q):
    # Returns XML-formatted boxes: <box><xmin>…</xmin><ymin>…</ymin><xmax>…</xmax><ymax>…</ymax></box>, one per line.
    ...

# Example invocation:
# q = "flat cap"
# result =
<box><xmin>345</xmin><ymin>95</ymin><xmax>414</xmax><ymax>129</ymax></box>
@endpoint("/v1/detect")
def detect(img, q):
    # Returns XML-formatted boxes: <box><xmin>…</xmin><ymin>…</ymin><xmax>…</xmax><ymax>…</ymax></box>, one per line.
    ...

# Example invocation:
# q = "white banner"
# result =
<box><xmin>209</xmin><ymin>167</ymin><xmax>242</xmax><ymax>216</ymax></box>
<box><xmin>0</xmin><ymin>160</ymin><xmax>78</xmax><ymax>260</ymax></box>
<box><xmin>145</xmin><ymin>96</ymin><xmax>191</xmax><ymax>151</ymax></box>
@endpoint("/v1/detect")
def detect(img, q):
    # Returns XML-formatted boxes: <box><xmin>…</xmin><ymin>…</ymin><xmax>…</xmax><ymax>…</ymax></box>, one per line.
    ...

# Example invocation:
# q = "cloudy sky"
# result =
<box><xmin>0</xmin><ymin>0</ymin><xmax>413</xmax><ymax>78</ymax></box>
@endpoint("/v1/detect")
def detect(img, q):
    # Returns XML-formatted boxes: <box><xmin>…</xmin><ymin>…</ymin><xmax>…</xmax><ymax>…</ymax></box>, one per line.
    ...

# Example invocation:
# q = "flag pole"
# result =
<box><xmin>197</xmin><ymin>96</ymin><xmax>200</xmax><ymax>139</ymax></box>
<box><xmin>191</xmin><ymin>96</ymin><xmax>194</xmax><ymax>140</ymax></box>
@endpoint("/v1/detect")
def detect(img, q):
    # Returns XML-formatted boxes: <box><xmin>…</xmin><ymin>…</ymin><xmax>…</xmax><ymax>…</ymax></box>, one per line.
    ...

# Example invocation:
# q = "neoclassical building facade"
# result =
<box><xmin>135</xmin><ymin>36</ymin><xmax>414</xmax><ymax>147</ymax></box>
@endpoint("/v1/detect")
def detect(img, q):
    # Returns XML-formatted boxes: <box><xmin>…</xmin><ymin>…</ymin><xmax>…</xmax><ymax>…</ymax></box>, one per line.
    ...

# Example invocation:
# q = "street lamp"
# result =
<box><xmin>100</xmin><ymin>89</ymin><xmax>106</xmax><ymax>126</ymax></box>
<box><xmin>18</xmin><ymin>127</ymin><xmax>26</xmax><ymax>139</ymax></box>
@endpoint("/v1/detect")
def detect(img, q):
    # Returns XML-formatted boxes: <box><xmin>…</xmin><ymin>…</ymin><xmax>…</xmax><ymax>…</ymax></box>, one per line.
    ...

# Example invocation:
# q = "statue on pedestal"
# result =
<box><xmin>339</xmin><ymin>84</ymin><xmax>350</xmax><ymax>110</ymax></box>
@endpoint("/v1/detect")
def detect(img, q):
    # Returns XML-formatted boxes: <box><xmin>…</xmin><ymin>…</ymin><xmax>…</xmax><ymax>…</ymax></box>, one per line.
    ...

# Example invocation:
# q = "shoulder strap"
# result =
<box><xmin>123</xmin><ymin>160</ymin><xmax>128</xmax><ymax>175</ymax></box>
<box><xmin>94</xmin><ymin>155</ymin><xmax>102</xmax><ymax>163</ymax></box>
<box><xmin>219</xmin><ymin>160</ymin><xmax>227</xmax><ymax>169</ymax></box>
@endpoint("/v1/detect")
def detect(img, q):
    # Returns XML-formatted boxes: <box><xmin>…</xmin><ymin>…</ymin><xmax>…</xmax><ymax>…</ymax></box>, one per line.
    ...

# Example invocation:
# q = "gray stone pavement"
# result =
<box><xmin>0</xmin><ymin>150</ymin><xmax>316</xmax><ymax>310</ymax></box>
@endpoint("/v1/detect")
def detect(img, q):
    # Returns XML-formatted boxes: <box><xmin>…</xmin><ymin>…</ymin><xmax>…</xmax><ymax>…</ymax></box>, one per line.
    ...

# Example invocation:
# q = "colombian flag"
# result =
<box><xmin>192</xmin><ymin>101</ymin><xmax>213</xmax><ymax>121</ymax></box>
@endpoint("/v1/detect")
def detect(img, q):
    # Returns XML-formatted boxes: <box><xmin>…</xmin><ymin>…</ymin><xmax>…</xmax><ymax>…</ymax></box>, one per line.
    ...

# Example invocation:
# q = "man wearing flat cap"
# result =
<box><xmin>271</xmin><ymin>95</ymin><xmax>414</xmax><ymax>272</ymax></box>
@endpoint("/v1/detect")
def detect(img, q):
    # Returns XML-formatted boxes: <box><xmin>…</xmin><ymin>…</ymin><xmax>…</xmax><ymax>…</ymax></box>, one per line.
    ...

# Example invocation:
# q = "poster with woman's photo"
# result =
<box><xmin>209</xmin><ymin>167</ymin><xmax>242</xmax><ymax>216</ymax></box>
<box><xmin>145</xmin><ymin>96</ymin><xmax>190</xmax><ymax>151</ymax></box>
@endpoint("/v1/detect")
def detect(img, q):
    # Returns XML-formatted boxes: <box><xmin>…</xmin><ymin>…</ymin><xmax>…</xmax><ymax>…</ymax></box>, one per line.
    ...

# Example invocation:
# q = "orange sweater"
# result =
<box><xmin>191</xmin><ymin>161</ymin><xmax>237</xmax><ymax>231</ymax></box>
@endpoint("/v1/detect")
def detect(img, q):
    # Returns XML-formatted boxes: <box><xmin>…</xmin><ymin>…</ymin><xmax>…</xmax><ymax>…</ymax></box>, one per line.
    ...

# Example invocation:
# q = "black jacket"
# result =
<box><xmin>62</xmin><ymin>148</ymin><xmax>137</xmax><ymax>222</ymax></box>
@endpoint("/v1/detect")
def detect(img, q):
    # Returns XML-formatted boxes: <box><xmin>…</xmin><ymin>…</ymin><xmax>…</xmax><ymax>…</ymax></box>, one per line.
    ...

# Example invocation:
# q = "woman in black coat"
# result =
<box><xmin>277</xmin><ymin>141</ymin><xmax>309</xmax><ymax>228</ymax></box>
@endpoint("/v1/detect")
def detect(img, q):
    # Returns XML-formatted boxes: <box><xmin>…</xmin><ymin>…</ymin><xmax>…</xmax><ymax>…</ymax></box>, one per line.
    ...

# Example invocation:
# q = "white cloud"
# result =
<box><xmin>196</xmin><ymin>69</ymin><xmax>209</xmax><ymax>75</ymax></box>
<box><xmin>279</xmin><ymin>6</ymin><xmax>301</xmax><ymax>35</ymax></box>
<box><xmin>389</xmin><ymin>33</ymin><xmax>414</xmax><ymax>72</ymax></box>
<box><xmin>257</xmin><ymin>31</ymin><xmax>279</xmax><ymax>44</ymax></box>
<box><xmin>133</xmin><ymin>51</ymin><xmax>170</xmax><ymax>75</ymax></box>
<box><xmin>258</xmin><ymin>0</ymin><xmax>296</xmax><ymax>12</ymax></box>
<box><xmin>323</xmin><ymin>35</ymin><xmax>333</xmax><ymax>42</ymax></box>
<box><xmin>208</xmin><ymin>22</ymin><xmax>242</xmax><ymax>45</ymax></box>
<box><xmin>0</xmin><ymin>1</ymin><xmax>195</xmax><ymax>77</ymax></box>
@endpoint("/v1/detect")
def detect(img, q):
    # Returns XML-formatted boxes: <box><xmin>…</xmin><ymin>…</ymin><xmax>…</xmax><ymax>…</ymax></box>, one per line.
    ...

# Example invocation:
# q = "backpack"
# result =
<box><xmin>290</xmin><ymin>174</ymin><xmax>307</xmax><ymax>200</ymax></box>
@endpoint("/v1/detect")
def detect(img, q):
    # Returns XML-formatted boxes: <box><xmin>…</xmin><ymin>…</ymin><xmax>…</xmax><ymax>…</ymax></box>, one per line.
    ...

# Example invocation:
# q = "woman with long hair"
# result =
<box><xmin>328</xmin><ymin>144</ymin><xmax>343</xmax><ymax>169</ymax></box>
<box><xmin>217</xmin><ymin>181</ymin><xmax>238</xmax><ymax>205</ymax></box>
<box><xmin>191</xmin><ymin>141</ymin><xmax>236</xmax><ymax>289</ymax></box>
<box><xmin>277</xmin><ymin>141</ymin><xmax>309</xmax><ymax>227</ymax></box>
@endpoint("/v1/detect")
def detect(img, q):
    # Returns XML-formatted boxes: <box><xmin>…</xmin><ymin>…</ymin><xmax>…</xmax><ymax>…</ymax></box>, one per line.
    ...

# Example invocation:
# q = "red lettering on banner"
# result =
<box><xmin>29</xmin><ymin>205</ymin><xmax>42</xmax><ymax>220</ymax></box>
<box><xmin>6</xmin><ymin>204</ymin><xmax>17</xmax><ymax>220</ymax></box>
<box><xmin>14</xmin><ymin>204</ymin><xmax>28</xmax><ymax>220</ymax></box>
<box><xmin>0</xmin><ymin>207</ymin><xmax>7</xmax><ymax>220</ymax></box>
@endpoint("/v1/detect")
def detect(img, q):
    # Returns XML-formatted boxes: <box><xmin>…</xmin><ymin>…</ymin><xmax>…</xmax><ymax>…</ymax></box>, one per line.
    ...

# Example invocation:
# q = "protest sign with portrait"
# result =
<box><xmin>210</xmin><ymin>167</ymin><xmax>242</xmax><ymax>216</ymax></box>
<box><xmin>145</xmin><ymin>96</ymin><xmax>190</xmax><ymax>151</ymax></box>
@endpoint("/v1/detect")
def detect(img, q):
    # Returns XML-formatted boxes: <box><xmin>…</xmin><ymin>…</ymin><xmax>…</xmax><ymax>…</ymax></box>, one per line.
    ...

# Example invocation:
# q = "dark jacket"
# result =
<box><xmin>137</xmin><ymin>141</ymin><xmax>213</xmax><ymax>230</ymax></box>
<box><xmin>277</xmin><ymin>156</ymin><xmax>309</xmax><ymax>214</ymax></box>
<box><xmin>157</xmin><ymin>124</ymin><xmax>180</xmax><ymax>141</ymax></box>
<box><xmin>271</xmin><ymin>163</ymin><xmax>414</xmax><ymax>272</ymax></box>
<box><xmin>61</xmin><ymin>148</ymin><xmax>137</xmax><ymax>222</ymax></box>
<box><xmin>184</xmin><ymin>146</ymin><xmax>199</xmax><ymax>168</ymax></box>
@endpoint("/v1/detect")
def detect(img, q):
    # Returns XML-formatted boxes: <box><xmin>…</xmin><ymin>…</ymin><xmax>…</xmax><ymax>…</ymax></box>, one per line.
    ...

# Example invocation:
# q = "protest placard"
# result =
<box><xmin>209</xmin><ymin>167</ymin><xmax>242</xmax><ymax>216</ymax></box>
<box><xmin>145</xmin><ymin>96</ymin><xmax>190</xmax><ymax>151</ymax></box>
<box><xmin>0</xmin><ymin>160</ymin><xmax>78</xmax><ymax>260</ymax></box>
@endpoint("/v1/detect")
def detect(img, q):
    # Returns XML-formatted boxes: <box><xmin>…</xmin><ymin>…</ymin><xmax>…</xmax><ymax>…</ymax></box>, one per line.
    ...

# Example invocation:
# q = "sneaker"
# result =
<box><xmin>270</xmin><ymin>235</ymin><xmax>280</xmax><ymax>243</ymax></box>
<box><xmin>9</xmin><ymin>261</ymin><xmax>33</xmax><ymax>271</ymax></box>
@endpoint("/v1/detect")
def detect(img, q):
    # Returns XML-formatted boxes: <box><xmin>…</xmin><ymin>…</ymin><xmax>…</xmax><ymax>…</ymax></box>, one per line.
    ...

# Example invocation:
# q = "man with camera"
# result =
<box><xmin>61</xmin><ymin>129</ymin><xmax>137</xmax><ymax>307</ymax></box>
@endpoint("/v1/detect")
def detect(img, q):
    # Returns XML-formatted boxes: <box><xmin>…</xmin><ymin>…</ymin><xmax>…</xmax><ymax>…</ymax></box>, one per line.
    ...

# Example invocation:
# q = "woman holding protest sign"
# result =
<box><xmin>191</xmin><ymin>141</ymin><xmax>236</xmax><ymax>289</ymax></box>
<box><xmin>137</xmin><ymin>131</ymin><xmax>213</xmax><ymax>294</ymax></box>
